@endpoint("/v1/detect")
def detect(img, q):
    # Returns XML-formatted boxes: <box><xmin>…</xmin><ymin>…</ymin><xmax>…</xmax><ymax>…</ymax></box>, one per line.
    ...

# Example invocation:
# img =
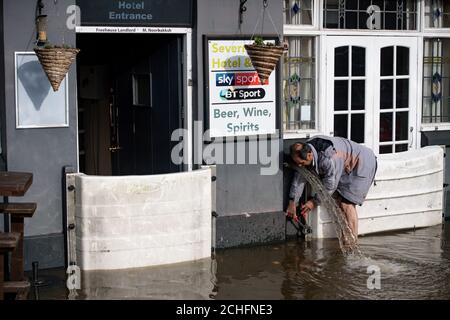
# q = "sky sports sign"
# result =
<box><xmin>215</xmin><ymin>72</ymin><xmax>268</xmax><ymax>87</ymax></box>
<box><xmin>208</xmin><ymin>40</ymin><xmax>276</xmax><ymax>138</ymax></box>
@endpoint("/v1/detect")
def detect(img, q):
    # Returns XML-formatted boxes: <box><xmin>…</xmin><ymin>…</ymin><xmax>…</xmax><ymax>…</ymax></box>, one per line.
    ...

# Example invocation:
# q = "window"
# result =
<box><xmin>132</xmin><ymin>74</ymin><xmax>151</xmax><ymax>107</ymax></box>
<box><xmin>283</xmin><ymin>36</ymin><xmax>316</xmax><ymax>131</ymax></box>
<box><xmin>379</xmin><ymin>46</ymin><xmax>411</xmax><ymax>153</ymax></box>
<box><xmin>323</xmin><ymin>0</ymin><xmax>417</xmax><ymax>30</ymax></box>
<box><xmin>284</xmin><ymin>0</ymin><xmax>313</xmax><ymax>25</ymax></box>
<box><xmin>423</xmin><ymin>39</ymin><xmax>450</xmax><ymax>124</ymax></box>
<box><xmin>425</xmin><ymin>0</ymin><xmax>450</xmax><ymax>28</ymax></box>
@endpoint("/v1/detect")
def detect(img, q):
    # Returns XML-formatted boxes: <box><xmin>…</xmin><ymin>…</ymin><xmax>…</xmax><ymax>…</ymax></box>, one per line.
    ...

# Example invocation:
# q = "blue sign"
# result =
<box><xmin>76</xmin><ymin>0</ymin><xmax>193</xmax><ymax>27</ymax></box>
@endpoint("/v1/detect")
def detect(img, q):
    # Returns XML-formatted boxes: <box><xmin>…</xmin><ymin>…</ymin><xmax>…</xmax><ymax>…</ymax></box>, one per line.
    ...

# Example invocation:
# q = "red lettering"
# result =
<box><xmin>234</xmin><ymin>72</ymin><xmax>269</xmax><ymax>86</ymax></box>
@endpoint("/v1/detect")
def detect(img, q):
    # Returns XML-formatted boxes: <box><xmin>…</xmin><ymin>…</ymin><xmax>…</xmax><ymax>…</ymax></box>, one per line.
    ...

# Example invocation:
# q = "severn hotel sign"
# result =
<box><xmin>208</xmin><ymin>40</ymin><xmax>277</xmax><ymax>138</ymax></box>
<box><xmin>76</xmin><ymin>0</ymin><xmax>193</xmax><ymax>27</ymax></box>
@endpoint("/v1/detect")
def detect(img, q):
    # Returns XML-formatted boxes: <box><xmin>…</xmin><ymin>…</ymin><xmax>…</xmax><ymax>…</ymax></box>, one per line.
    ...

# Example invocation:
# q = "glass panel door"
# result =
<box><xmin>326</xmin><ymin>36</ymin><xmax>417</xmax><ymax>154</ymax></box>
<box><xmin>374</xmin><ymin>38</ymin><xmax>418</xmax><ymax>154</ymax></box>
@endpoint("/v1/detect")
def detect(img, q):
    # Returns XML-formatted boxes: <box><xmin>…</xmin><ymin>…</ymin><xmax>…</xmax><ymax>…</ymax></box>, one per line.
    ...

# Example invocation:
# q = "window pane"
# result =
<box><xmin>346</xmin><ymin>11</ymin><xmax>358</xmax><ymax>29</ymax></box>
<box><xmin>395</xmin><ymin>144</ymin><xmax>408</xmax><ymax>152</ymax></box>
<box><xmin>380</xmin><ymin>112</ymin><xmax>393</xmax><ymax>142</ymax></box>
<box><xmin>325</xmin><ymin>10</ymin><xmax>339</xmax><ymax>28</ymax></box>
<box><xmin>300</xmin><ymin>79</ymin><xmax>313</xmax><ymax>101</ymax></box>
<box><xmin>345</xmin><ymin>0</ymin><xmax>357</xmax><ymax>10</ymax></box>
<box><xmin>325</xmin><ymin>0</ymin><xmax>416</xmax><ymax>30</ymax></box>
<box><xmin>397</xmin><ymin>46</ymin><xmax>410</xmax><ymax>76</ymax></box>
<box><xmin>445</xmin><ymin>13</ymin><xmax>450</xmax><ymax>28</ymax></box>
<box><xmin>360</xmin><ymin>0</ymin><xmax>371</xmax><ymax>9</ymax></box>
<box><xmin>284</xmin><ymin>0</ymin><xmax>313</xmax><ymax>25</ymax></box>
<box><xmin>301</xmin><ymin>9</ymin><xmax>313</xmax><ymax>24</ymax></box>
<box><xmin>334</xmin><ymin>80</ymin><xmax>348</xmax><ymax>111</ymax></box>
<box><xmin>359</xmin><ymin>11</ymin><xmax>369</xmax><ymax>30</ymax></box>
<box><xmin>372</xmin><ymin>0</ymin><xmax>383</xmax><ymax>8</ymax></box>
<box><xmin>334</xmin><ymin>114</ymin><xmax>348</xmax><ymax>138</ymax></box>
<box><xmin>422</xmin><ymin>38</ymin><xmax>450</xmax><ymax>124</ymax></box>
<box><xmin>381</xmin><ymin>47</ymin><xmax>394</xmax><ymax>76</ymax></box>
<box><xmin>385</xmin><ymin>12</ymin><xmax>397</xmax><ymax>30</ymax></box>
<box><xmin>379</xmin><ymin>145</ymin><xmax>393</xmax><ymax>154</ymax></box>
<box><xmin>326</xmin><ymin>0</ymin><xmax>338</xmax><ymax>10</ymax></box>
<box><xmin>132</xmin><ymin>74</ymin><xmax>150</xmax><ymax>106</ymax></box>
<box><xmin>351</xmin><ymin>113</ymin><xmax>365</xmax><ymax>143</ymax></box>
<box><xmin>385</xmin><ymin>1</ymin><xmax>397</xmax><ymax>11</ymax></box>
<box><xmin>300</xmin><ymin>62</ymin><xmax>313</xmax><ymax>78</ymax></box>
<box><xmin>283</xmin><ymin>36</ymin><xmax>316</xmax><ymax>131</ymax></box>
<box><xmin>425</xmin><ymin>0</ymin><xmax>450</xmax><ymax>28</ymax></box>
<box><xmin>396</xmin><ymin>111</ymin><xmax>409</xmax><ymax>140</ymax></box>
<box><xmin>396</xmin><ymin>79</ymin><xmax>409</xmax><ymax>109</ymax></box>
<box><xmin>351</xmin><ymin>80</ymin><xmax>365</xmax><ymax>110</ymax></box>
<box><xmin>352</xmin><ymin>46</ymin><xmax>365</xmax><ymax>76</ymax></box>
<box><xmin>335</xmin><ymin>46</ymin><xmax>349</xmax><ymax>76</ymax></box>
<box><xmin>380</xmin><ymin>80</ymin><xmax>393</xmax><ymax>109</ymax></box>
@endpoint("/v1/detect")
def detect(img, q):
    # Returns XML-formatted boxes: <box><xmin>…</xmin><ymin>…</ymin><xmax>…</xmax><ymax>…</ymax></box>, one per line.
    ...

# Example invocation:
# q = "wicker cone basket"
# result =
<box><xmin>34</xmin><ymin>47</ymin><xmax>80</xmax><ymax>91</ymax></box>
<box><xmin>244</xmin><ymin>44</ymin><xmax>284</xmax><ymax>82</ymax></box>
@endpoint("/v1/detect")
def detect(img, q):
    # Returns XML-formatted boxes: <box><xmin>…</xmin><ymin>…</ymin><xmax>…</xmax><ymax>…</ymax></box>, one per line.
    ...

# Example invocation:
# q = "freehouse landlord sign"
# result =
<box><xmin>208</xmin><ymin>40</ymin><xmax>277</xmax><ymax>138</ymax></box>
<box><xmin>76</xmin><ymin>0</ymin><xmax>193</xmax><ymax>26</ymax></box>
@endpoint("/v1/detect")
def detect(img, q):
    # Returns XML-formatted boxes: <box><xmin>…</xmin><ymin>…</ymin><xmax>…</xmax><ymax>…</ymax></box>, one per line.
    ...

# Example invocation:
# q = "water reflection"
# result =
<box><xmin>32</xmin><ymin>222</ymin><xmax>450</xmax><ymax>300</ymax></box>
<box><xmin>215</xmin><ymin>223</ymin><xmax>450</xmax><ymax>299</ymax></box>
<box><xmin>78</xmin><ymin>259</ymin><xmax>216</xmax><ymax>300</ymax></box>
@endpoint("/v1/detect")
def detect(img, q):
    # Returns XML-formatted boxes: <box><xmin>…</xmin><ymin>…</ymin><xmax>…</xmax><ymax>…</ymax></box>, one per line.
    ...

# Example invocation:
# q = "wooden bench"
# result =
<box><xmin>0</xmin><ymin>203</ymin><xmax>37</xmax><ymax>282</ymax></box>
<box><xmin>0</xmin><ymin>232</ymin><xmax>20</xmax><ymax>300</ymax></box>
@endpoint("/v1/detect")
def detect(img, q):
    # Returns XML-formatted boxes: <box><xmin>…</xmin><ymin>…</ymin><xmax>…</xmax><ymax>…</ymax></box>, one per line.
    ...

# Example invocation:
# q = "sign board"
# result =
<box><xmin>208</xmin><ymin>40</ymin><xmax>277</xmax><ymax>138</ymax></box>
<box><xmin>75</xmin><ymin>26</ymin><xmax>188</xmax><ymax>34</ymax></box>
<box><xmin>76</xmin><ymin>0</ymin><xmax>193</xmax><ymax>27</ymax></box>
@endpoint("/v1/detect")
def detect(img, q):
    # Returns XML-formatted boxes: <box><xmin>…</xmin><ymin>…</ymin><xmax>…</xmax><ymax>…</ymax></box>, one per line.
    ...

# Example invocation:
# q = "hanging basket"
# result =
<box><xmin>244</xmin><ymin>44</ymin><xmax>284</xmax><ymax>82</ymax></box>
<box><xmin>34</xmin><ymin>47</ymin><xmax>80</xmax><ymax>91</ymax></box>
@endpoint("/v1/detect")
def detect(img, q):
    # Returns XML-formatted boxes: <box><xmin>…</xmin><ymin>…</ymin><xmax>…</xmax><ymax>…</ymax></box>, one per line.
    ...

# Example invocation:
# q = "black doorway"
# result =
<box><xmin>76</xmin><ymin>34</ymin><xmax>183</xmax><ymax>176</ymax></box>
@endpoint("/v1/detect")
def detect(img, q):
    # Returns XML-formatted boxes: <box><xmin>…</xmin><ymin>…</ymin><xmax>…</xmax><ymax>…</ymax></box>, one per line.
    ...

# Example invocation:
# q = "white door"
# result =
<box><xmin>373</xmin><ymin>37</ymin><xmax>418</xmax><ymax>154</ymax></box>
<box><xmin>326</xmin><ymin>36</ymin><xmax>418</xmax><ymax>154</ymax></box>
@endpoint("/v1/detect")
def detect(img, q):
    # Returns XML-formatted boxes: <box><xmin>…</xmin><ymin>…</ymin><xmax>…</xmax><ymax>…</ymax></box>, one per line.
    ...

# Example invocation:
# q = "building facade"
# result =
<box><xmin>0</xmin><ymin>0</ymin><xmax>448</xmax><ymax>269</ymax></box>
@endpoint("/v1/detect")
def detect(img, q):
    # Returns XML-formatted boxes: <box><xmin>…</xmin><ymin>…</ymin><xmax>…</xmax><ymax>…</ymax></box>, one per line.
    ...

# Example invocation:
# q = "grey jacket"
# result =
<box><xmin>289</xmin><ymin>135</ymin><xmax>377</xmax><ymax>206</ymax></box>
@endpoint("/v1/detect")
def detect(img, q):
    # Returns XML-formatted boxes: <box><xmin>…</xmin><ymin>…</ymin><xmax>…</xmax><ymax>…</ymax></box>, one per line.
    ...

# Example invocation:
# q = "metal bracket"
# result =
<box><xmin>37</xmin><ymin>0</ymin><xmax>44</xmax><ymax>15</ymax></box>
<box><xmin>239</xmin><ymin>0</ymin><xmax>248</xmax><ymax>27</ymax></box>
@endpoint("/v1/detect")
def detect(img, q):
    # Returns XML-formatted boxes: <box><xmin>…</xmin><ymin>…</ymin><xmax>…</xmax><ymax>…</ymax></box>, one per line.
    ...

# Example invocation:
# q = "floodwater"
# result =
<box><xmin>32</xmin><ymin>221</ymin><xmax>450</xmax><ymax>300</ymax></box>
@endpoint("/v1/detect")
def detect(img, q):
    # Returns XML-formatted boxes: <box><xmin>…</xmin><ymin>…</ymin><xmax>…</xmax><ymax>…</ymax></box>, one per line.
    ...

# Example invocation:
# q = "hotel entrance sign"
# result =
<box><xmin>76</xmin><ymin>0</ymin><xmax>193</xmax><ymax>27</ymax></box>
<box><xmin>207</xmin><ymin>40</ymin><xmax>277</xmax><ymax>138</ymax></box>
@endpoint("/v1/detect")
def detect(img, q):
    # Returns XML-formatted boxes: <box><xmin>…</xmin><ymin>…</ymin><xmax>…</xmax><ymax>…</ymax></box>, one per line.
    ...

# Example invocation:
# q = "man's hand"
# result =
<box><xmin>286</xmin><ymin>200</ymin><xmax>297</xmax><ymax>220</ymax></box>
<box><xmin>301</xmin><ymin>200</ymin><xmax>315</xmax><ymax>219</ymax></box>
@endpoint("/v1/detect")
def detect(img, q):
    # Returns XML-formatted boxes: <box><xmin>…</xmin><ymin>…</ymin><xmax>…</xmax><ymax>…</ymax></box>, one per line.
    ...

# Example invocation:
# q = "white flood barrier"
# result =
<box><xmin>70</xmin><ymin>168</ymin><xmax>212</xmax><ymax>270</ymax></box>
<box><xmin>309</xmin><ymin>146</ymin><xmax>445</xmax><ymax>239</ymax></box>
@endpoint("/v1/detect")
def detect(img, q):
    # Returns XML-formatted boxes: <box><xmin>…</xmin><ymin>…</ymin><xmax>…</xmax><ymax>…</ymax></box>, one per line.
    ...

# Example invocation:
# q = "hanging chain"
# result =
<box><xmin>261</xmin><ymin>0</ymin><xmax>266</xmax><ymax>35</ymax></box>
<box><xmin>264</xmin><ymin>0</ymin><xmax>282</xmax><ymax>44</ymax></box>
<box><xmin>251</xmin><ymin>0</ymin><xmax>282</xmax><ymax>44</ymax></box>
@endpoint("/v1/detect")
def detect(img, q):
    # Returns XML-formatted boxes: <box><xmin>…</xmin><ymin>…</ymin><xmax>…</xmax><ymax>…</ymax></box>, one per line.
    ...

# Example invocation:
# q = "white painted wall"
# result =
<box><xmin>310</xmin><ymin>146</ymin><xmax>444</xmax><ymax>238</ymax></box>
<box><xmin>74</xmin><ymin>168</ymin><xmax>212</xmax><ymax>270</ymax></box>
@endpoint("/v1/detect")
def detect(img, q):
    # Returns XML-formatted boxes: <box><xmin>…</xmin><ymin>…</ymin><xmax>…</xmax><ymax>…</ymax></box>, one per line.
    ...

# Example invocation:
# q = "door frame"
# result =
<box><xmin>325</xmin><ymin>35</ymin><xmax>419</xmax><ymax>154</ymax></box>
<box><xmin>75</xmin><ymin>26</ymin><xmax>193</xmax><ymax>172</ymax></box>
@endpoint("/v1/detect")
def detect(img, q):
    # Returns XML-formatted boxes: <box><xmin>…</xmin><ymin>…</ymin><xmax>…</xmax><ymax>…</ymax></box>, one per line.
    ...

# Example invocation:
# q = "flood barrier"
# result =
<box><xmin>66</xmin><ymin>168</ymin><xmax>212</xmax><ymax>270</ymax></box>
<box><xmin>308</xmin><ymin>146</ymin><xmax>445</xmax><ymax>238</ymax></box>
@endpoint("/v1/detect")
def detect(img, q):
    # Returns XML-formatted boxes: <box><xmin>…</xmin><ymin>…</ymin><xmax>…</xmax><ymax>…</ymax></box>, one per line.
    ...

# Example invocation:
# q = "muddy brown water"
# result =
<box><xmin>30</xmin><ymin>221</ymin><xmax>450</xmax><ymax>300</ymax></box>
